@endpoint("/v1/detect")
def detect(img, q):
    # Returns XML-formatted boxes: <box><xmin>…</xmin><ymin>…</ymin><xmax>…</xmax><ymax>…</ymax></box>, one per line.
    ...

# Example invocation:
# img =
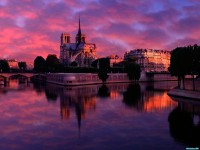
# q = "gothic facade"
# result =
<box><xmin>60</xmin><ymin>18</ymin><xmax>97</xmax><ymax>67</ymax></box>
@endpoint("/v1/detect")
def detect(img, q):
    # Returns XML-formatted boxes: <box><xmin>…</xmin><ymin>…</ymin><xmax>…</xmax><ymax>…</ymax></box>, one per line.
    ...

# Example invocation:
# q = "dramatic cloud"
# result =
<box><xmin>0</xmin><ymin>0</ymin><xmax>200</xmax><ymax>61</ymax></box>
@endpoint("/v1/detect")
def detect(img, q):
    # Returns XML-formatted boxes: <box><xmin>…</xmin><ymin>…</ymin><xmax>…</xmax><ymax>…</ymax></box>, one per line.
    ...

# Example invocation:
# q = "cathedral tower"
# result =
<box><xmin>61</xmin><ymin>33</ymin><xmax>71</xmax><ymax>45</ymax></box>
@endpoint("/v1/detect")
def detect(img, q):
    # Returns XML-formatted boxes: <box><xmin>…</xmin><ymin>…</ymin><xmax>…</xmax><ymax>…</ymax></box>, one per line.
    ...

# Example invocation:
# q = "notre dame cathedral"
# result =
<box><xmin>59</xmin><ymin>17</ymin><xmax>97</xmax><ymax>67</ymax></box>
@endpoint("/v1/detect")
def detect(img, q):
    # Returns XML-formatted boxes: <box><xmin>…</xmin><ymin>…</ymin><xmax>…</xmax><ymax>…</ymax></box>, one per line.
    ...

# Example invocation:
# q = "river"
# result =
<box><xmin>0</xmin><ymin>79</ymin><xmax>199</xmax><ymax>150</ymax></box>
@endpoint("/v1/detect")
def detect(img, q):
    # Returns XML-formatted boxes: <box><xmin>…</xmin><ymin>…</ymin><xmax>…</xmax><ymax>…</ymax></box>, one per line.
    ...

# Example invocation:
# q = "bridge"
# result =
<box><xmin>0</xmin><ymin>73</ymin><xmax>46</xmax><ymax>85</ymax></box>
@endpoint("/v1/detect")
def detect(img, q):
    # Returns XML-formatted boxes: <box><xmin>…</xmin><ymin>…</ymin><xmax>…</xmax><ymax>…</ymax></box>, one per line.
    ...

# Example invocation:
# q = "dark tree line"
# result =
<box><xmin>34</xmin><ymin>54</ymin><xmax>61</xmax><ymax>73</ymax></box>
<box><xmin>0</xmin><ymin>60</ymin><xmax>28</xmax><ymax>73</ymax></box>
<box><xmin>124</xmin><ymin>61</ymin><xmax>141</xmax><ymax>82</ymax></box>
<box><xmin>0</xmin><ymin>60</ymin><xmax>10</xmax><ymax>72</ymax></box>
<box><xmin>18</xmin><ymin>62</ymin><xmax>27</xmax><ymax>71</ymax></box>
<box><xmin>96</xmin><ymin>58</ymin><xmax>110</xmax><ymax>83</ymax></box>
<box><xmin>92</xmin><ymin>57</ymin><xmax>141</xmax><ymax>83</ymax></box>
<box><xmin>34</xmin><ymin>55</ymin><xmax>97</xmax><ymax>73</ymax></box>
<box><xmin>34</xmin><ymin>54</ymin><xmax>141</xmax><ymax>83</ymax></box>
<box><xmin>169</xmin><ymin>44</ymin><xmax>200</xmax><ymax>89</ymax></box>
<box><xmin>121</xmin><ymin>55</ymin><xmax>141</xmax><ymax>82</ymax></box>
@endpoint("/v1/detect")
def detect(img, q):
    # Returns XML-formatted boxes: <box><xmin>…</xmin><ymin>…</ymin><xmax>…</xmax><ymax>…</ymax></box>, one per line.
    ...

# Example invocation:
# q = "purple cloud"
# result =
<box><xmin>0</xmin><ymin>0</ymin><xmax>200</xmax><ymax>61</ymax></box>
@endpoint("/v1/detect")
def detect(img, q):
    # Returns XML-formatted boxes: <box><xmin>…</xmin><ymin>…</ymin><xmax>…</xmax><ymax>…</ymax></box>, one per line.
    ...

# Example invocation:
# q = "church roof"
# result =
<box><xmin>63</xmin><ymin>42</ymin><xmax>96</xmax><ymax>51</ymax></box>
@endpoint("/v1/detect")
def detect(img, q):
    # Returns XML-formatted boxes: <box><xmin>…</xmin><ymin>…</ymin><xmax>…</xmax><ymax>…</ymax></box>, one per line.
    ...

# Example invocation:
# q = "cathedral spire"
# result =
<box><xmin>78</xmin><ymin>15</ymin><xmax>81</xmax><ymax>36</ymax></box>
<box><xmin>76</xmin><ymin>15</ymin><xmax>85</xmax><ymax>43</ymax></box>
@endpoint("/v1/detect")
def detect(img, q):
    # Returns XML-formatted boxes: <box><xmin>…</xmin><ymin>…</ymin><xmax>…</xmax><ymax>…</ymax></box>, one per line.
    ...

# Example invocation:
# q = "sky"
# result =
<box><xmin>1</xmin><ymin>0</ymin><xmax>200</xmax><ymax>62</ymax></box>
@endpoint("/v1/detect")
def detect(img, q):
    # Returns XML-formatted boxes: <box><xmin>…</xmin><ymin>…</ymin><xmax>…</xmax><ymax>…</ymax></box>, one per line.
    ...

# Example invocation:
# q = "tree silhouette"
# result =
<box><xmin>0</xmin><ymin>60</ymin><xmax>10</xmax><ymax>72</ymax></box>
<box><xmin>70</xmin><ymin>61</ymin><xmax>78</xmax><ymax>67</ymax></box>
<box><xmin>97</xmin><ymin>58</ymin><xmax>110</xmax><ymax>83</ymax></box>
<box><xmin>45</xmin><ymin>54</ymin><xmax>60</xmax><ymax>72</ymax></box>
<box><xmin>168</xmin><ymin>106</ymin><xmax>200</xmax><ymax>147</ymax></box>
<box><xmin>18</xmin><ymin>62</ymin><xmax>27</xmax><ymax>72</ymax></box>
<box><xmin>125</xmin><ymin>61</ymin><xmax>141</xmax><ymax>82</ymax></box>
<box><xmin>34</xmin><ymin>56</ymin><xmax>46</xmax><ymax>73</ymax></box>
<box><xmin>169</xmin><ymin>44</ymin><xmax>200</xmax><ymax>89</ymax></box>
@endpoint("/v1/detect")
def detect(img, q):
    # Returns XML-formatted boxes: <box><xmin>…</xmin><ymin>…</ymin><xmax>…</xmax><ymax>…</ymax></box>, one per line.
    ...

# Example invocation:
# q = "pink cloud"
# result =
<box><xmin>0</xmin><ymin>0</ymin><xmax>200</xmax><ymax>61</ymax></box>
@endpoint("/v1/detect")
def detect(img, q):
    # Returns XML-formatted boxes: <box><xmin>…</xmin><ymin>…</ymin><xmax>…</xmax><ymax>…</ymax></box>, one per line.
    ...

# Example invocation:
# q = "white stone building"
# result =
<box><xmin>124</xmin><ymin>49</ymin><xmax>170</xmax><ymax>72</ymax></box>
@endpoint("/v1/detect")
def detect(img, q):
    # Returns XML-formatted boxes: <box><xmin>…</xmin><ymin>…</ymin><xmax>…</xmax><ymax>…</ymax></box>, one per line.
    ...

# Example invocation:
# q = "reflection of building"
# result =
<box><xmin>123</xmin><ymin>83</ymin><xmax>177</xmax><ymax>112</ymax></box>
<box><xmin>124</xmin><ymin>49</ymin><xmax>170</xmax><ymax>72</ymax></box>
<box><xmin>59</xmin><ymin>17</ymin><xmax>97</xmax><ymax>67</ymax></box>
<box><xmin>143</xmin><ymin>92</ymin><xmax>177</xmax><ymax>112</ymax></box>
<box><xmin>49</xmin><ymin>85</ymin><xmax>97</xmax><ymax>126</ymax></box>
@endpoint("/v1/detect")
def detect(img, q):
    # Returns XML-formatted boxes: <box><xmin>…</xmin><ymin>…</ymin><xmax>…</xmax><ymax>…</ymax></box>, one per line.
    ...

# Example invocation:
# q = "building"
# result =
<box><xmin>1</xmin><ymin>59</ymin><xmax>34</xmax><ymax>71</ymax></box>
<box><xmin>107</xmin><ymin>55</ymin><xmax>123</xmax><ymax>67</ymax></box>
<box><xmin>7</xmin><ymin>59</ymin><xmax>19</xmax><ymax>70</ymax></box>
<box><xmin>124</xmin><ymin>49</ymin><xmax>170</xmax><ymax>72</ymax></box>
<box><xmin>26</xmin><ymin>62</ymin><xmax>34</xmax><ymax>70</ymax></box>
<box><xmin>60</xmin><ymin>17</ymin><xmax>97</xmax><ymax>67</ymax></box>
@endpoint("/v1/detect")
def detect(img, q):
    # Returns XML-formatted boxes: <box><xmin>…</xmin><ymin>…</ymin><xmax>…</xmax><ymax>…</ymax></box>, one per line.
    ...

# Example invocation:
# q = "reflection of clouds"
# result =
<box><xmin>0</xmin><ymin>82</ymin><xmax>183</xmax><ymax>149</ymax></box>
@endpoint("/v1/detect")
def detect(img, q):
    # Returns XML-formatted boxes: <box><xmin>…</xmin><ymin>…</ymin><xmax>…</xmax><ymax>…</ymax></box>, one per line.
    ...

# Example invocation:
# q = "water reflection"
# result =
<box><xmin>33</xmin><ymin>82</ymin><xmax>45</xmax><ymax>94</ymax></box>
<box><xmin>39</xmin><ymin>82</ymin><xmax>178</xmax><ymax>131</ymax></box>
<box><xmin>98</xmin><ymin>85</ymin><xmax>110</xmax><ymax>98</ymax></box>
<box><xmin>44</xmin><ymin>84</ymin><xmax>97</xmax><ymax>131</ymax></box>
<box><xmin>122</xmin><ymin>82</ymin><xmax>177</xmax><ymax>112</ymax></box>
<box><xmin>123</xmin><ymin>84</ymin><xmax>141</xmax><ymax>107</ymax></box>
<box><xmin>0</xmin><ymin>80</ymin><xmax>184</xmax><ymax>149</ymax></box>
<box><xmin>168</xmin><ymin>97</ymin><xmax>200</xmax><ymax>147</ymax></box>
<box><xmin>1</xmin><ymin>81</ymin><xmax>177</xmax><ymax>118</ymax></box>
<box><xmin>45</xmin><ymin>85</ymin><xmax>59</xmax><ymax>102</ymax></box>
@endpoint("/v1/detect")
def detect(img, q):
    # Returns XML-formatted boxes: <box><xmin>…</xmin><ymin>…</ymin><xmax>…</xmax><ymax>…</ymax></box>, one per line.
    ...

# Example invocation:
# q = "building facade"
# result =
<box><xmin>124</xmin><ymin>49</ymin><xmax>170</xmax><ymax>72</ymax></box>
<box><xmin>107</xmin><ymin>55</ymin><xmax>123</xmax><ymax>67</ymax></box>
<box><xmin>7</xmin><ymin>59</ymin><xmax>19</xmax><ymax>69</ymax></box>
<box><xmin>60</xmin><ymin>18</ymin><xmax>97</xmax><ymax>67</ymax></box>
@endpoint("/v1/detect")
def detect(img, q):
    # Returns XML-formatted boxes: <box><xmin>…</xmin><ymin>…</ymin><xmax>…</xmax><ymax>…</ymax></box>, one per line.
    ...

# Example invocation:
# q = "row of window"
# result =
<box><xmin>47</xmin><ymin>74</ymin><xmax>129</xmax><ymax>84</ymax></box>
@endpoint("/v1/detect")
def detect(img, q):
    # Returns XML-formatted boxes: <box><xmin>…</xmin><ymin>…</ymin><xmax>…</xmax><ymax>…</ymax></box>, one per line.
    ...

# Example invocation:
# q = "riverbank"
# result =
<box><xmin>44</xmin><ymin>72</ymin><xmax>177</xmax><ymax>86</ymax></box>
<box><xmin>168</xmin><ymin>88</ymin><xmax>200</xmax><ymax>100</ymax></box>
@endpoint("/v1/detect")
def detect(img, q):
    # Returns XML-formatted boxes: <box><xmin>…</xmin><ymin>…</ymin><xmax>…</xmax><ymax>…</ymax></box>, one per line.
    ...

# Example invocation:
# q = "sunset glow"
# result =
<box><xmin>0</xmin><ymin>0</ymin><xmax>200</xmax><ymax>61</ymax></box>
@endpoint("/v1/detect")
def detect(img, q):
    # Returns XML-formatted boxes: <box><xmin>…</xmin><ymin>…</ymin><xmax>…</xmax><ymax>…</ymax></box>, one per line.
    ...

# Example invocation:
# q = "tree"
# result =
<box><xmin>192</xmin><ymin>45</ymin><xmax>200</xmax><ymax>75</ymax></box>
<box><xmin>97</xmin><ymin>58</ymin><xmax>110</xmax><ymax>83</ymax></box>
<box><xmin>45</xmin><ymin>54</ymin><xmax>60</xmax><ymax>72</ymax></box>
<box><xmin>0</xmin><ymin>60</ymin><xmax>10</xmax><ymax>72</ymax></box>
<box><xmin>98</xmin><ymin>71</ymin><xmax>109</xmax><ymax>83</ymax></box>
<box><xmin>18</xmin><ymin>62</ymin><xmax>27</xmax><ymax>72</ymax></box>
<box><xmin>91</xmin><ymin>59</ymin><xmax>98</xmax><ymax>68</ymax></box>
<box><xmin>125</xmin><ymin>61</ymin><xmax>141</xmax><ymax>82</ymax></box>
<box><xmin>34</xmin><ymin>56</ymin><xmax>46</xmax><ymax>73</ymax></box>
<box><xmin>169</xmin><ymin>45</ymin><xmax>195</xmax><ymax>89</ymax></box>
<box><xmin>70</xmin><ymin>61</ymin><xmax>78</xmax><ymax>67</ymax></box>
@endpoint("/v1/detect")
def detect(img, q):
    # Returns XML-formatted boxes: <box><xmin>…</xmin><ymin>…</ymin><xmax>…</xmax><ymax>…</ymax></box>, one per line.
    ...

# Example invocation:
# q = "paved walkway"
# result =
<box><xmin>168</xmin><ymin>88</ymin><xmax>200</xmax><ymax>100</ymax></box>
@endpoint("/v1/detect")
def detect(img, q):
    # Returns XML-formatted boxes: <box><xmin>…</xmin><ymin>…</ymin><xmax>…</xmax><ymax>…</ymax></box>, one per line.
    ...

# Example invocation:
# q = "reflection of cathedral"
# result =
<box><xmin>59</xmin><ymin>17</ymin><xmax>97</xmax><ymax>67</ymax></box>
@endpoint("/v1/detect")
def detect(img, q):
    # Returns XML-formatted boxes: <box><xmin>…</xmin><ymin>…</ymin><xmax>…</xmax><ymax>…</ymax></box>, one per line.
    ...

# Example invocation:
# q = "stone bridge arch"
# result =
<box><xmin>0</xmin><ymin>73</ymin><xmax>44</xmax><ymax>85</ymax></box>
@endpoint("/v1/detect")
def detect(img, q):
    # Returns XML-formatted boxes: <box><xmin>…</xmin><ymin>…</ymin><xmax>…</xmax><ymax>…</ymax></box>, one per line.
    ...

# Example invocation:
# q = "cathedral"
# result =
<box><xmin>59</xmin><ymin>17</ymin><xmax>97</xmax><ymax>67</ymax></box>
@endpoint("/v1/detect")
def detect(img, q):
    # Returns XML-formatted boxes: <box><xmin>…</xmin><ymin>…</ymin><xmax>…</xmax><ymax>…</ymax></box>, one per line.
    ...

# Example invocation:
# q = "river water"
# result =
<box><xmin>0</xmin><ymin>79</ymin><xmax>199</xmax><ymax>150</ymax></box>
